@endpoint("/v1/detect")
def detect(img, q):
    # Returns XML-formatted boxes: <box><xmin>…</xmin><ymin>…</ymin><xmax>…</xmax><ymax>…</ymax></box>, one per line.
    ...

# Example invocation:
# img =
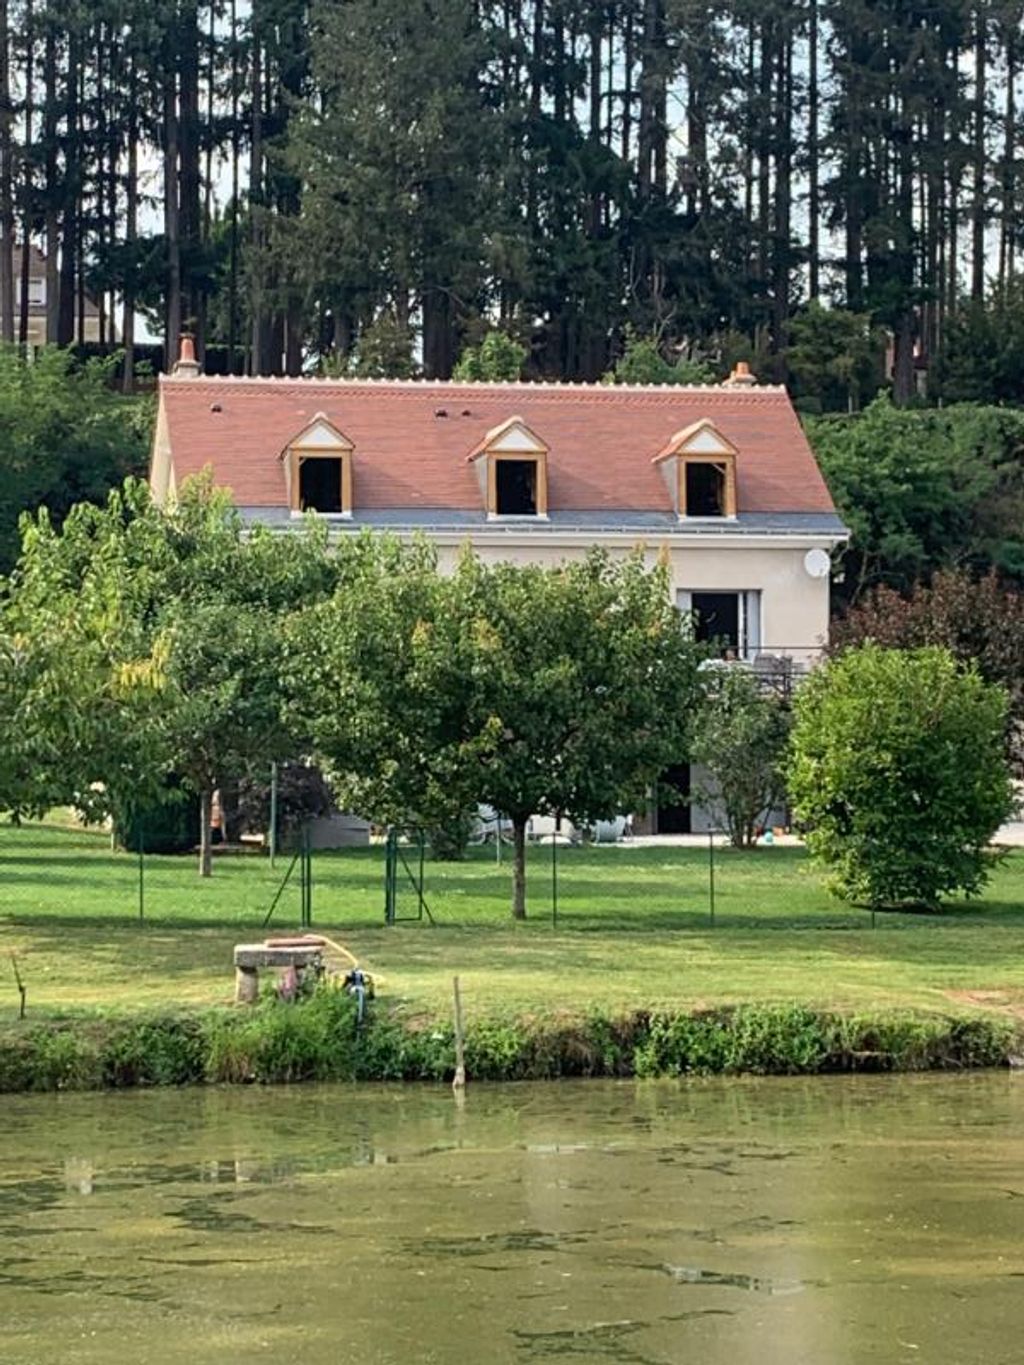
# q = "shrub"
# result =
<box><xmin>788</xmin><ymin>645</ymin><xmax>1016</xmax><ymax>909</ymax></box>
<box><xmin>691</xmin><ymin>667</ymin><xmax>792</xmax><ymax>847</ymax></box>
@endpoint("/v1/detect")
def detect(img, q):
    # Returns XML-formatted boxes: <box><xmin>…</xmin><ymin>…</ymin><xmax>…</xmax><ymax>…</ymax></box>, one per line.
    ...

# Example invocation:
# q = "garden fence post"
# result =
<box><xmin>269</xmin><ymin>761</ymin><xmax>278</xmax><ymax>868</ymax></box>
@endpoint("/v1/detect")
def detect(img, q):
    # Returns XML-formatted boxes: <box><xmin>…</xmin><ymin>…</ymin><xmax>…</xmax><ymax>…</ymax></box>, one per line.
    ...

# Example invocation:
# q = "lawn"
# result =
<box><xmin>2</xmin><ymin>821</ymin><xmax>1024</xmax><ymax>1027</ymax></box>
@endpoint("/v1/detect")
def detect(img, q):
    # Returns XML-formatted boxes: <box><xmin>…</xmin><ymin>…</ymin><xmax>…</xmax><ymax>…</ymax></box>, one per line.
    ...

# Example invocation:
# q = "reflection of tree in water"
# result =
<box><xmin>513</xmin><ymin>1310</ymin><xmax>734</xmax><ymax>1361</ymax></box>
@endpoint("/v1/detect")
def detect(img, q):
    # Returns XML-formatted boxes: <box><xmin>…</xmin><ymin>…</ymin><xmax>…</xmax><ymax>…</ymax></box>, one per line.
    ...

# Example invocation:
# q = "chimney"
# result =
<box><xmin>173</xmin><ymin>332</ymin><xmax>201</xmax><ymax>378</ymax></box>
<box><xmin>723</xmin><ymin>359</ymin><xmax>757</xmax><ymax>387</ymax></box>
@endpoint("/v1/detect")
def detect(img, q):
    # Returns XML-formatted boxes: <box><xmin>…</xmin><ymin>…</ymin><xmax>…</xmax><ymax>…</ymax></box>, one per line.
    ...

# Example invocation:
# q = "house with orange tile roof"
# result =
<box><xmin>150</xmin><ymin>339</ymin><xmax>846</xmax><ymax>834</ymax></box>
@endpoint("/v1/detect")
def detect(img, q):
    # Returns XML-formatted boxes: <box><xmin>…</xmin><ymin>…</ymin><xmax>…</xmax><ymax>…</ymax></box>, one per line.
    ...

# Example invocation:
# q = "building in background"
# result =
<box><xmin>0</xmin><ymin>245</ymin><xmax>112</xmax><ymax>347</ymax></box>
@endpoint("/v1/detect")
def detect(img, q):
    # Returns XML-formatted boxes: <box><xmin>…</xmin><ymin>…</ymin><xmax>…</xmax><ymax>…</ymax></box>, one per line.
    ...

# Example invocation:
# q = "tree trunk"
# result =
<box><xmin>164</xmin><ymin>67</ymin><xmax>181</xmax><ymax>368</ymax></box>
<box><xmin>17</xmin><ymin>0</ymin><xmax>32</xmax><ymax>346</ymax></box>
<box><xmin>511</xmin><ymin>814</ymin><xmax>527</xmax><ymax>920</ymax></box>
<box><xmin>1001</xmin><ymin>29</ymin><xmax>1015</xmax><ymax>287</ymax></box>
<box><xmin>228</xmin><ymin>0</ymin><xmax>239</xmax><ymax>372</ymax></box>
<box><xmin>178</xmin><ymin>0</ymin><xmax>201</xmax><ymax>341</ymax></box>
<box><xmin>121</xmin><ymin>53</ymin><xmax>138</xmax><ymax>391</ymax></box>
<box><xmin>807</xmin><ymin>0</ymin><xmax>819</xmax><ymax>299</ymax></box>
<box><xmin>971</xmin><ymin>7</ymin><xmax>986</xmax><ymax>300</ymax></box>
<box><xmin>57</xmin><ymin>22</ymin><xmax>77</xmax><ymax>347</ymax></box>
<box><xmin>199</xmin><ymin>788</ymin><xmax>213</xmax><ymax>877</ymax></box>
<box><xmin>0</xmin><ymin>0</ymin><xmax>16</xmax><ymax>344</ymax></box>
<box><xmin>42</xmin><ymin>14</ymin><xmax>56</xmax><ymax>342</ymax></box>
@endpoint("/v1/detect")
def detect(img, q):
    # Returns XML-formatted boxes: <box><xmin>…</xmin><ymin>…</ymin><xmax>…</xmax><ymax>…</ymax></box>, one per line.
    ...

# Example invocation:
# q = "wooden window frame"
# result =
<box><xmin>289</xmin><ymin>446</ymin><xmax>353</xmax><ymax>516</ymax></box>
<box><xmin>486</xmin><ymin>451</ymin><xmax>548</xmax><ymax>518</ymax></box>
<box><xmin>678</xmin><ymin>452</ymin><xmax>736</xmax><ymax>519</ymax></box>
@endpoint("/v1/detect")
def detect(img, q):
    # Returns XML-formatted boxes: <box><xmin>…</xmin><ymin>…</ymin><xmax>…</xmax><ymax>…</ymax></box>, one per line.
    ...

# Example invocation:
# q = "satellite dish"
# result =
<box><xmin>804</xmin><ymin>548</ymin><xmax>831</xmax><ymax>579</ymax></box>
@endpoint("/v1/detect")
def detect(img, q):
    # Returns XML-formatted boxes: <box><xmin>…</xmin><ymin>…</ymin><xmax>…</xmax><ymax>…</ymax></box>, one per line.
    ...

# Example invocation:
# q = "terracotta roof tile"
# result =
<box><xmin>158</xmin><ymin>376</ymin><xmax>837</xmax><ymax>516</ymax></box>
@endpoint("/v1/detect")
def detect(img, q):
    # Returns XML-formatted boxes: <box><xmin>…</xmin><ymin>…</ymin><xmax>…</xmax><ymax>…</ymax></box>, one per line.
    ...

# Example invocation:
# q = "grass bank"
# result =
<box><xmin>2</xmin><ymin>821</ymin><xmax>1024</xmax><ymax>1090</ymax></box>
<box><xmin>6</xmin><ymin>823</ymin><xmax>1024</xmax><ymax>1020</ymax></box>
<box><xmin>0</xmin><ymin>989</ymin><xmax>1017</xmax><ymax>1093</ymax></box>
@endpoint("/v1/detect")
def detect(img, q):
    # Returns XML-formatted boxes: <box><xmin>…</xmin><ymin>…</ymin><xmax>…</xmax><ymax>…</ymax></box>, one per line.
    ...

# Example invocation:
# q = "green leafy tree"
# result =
<box><xmin>936</xmin><ymin>285</ymin><xmax>1024</xmax><ymax>405</ymax></box>
<box><xmin>0</xmin><ymin>347</ymin><xmax>150</xmax><ymax>575</ymax></box>
<box><xmin>831</xmin><ymin>569</ymin><xmax>1024</xmax><ymax>763</ymax></box>
<box><xmin>604</xmin><ymin>330</ymin><xmax>716</xmax><ymax>385</ymax></box>
<box><xmin>788</xmin><ymin>645</ymin><xmax>1015</xmax><ymax>910</ymax></box>
<box><xmin>291</xmin><ymin>545</ymin><xmax>704</xmax><ymax>918</ymax></box>
<box><xmin>3</xmin><ymin>477</ymin><xmax>337</xmax><ymax>875</ymax></box>
<box><xmin>438</xmin><ymin>550</ymin><xmax>703</xmax><ymax>918</ymax></box>
<box><xmin>286</xmin><ymin>534</ymin><xmax>469</xmax><ymax>831</ymax></box>
<box><xmin>1</xmin><ymin>486</ymin><xmax>174</xmax><ymax>829</ymax></box>
<box><xmin>692</xmin><ymin>667</ymin><xmax>792</xmax><ymax>848</ymax></box>
<box><xmin>806</xmin><ymin>398</ymin><xmax>1024</xmax><ymax>603</ymax></box>
<box><xmin>453</xmin><ymin>331</ymin><xmax>527</xmax><ymax>382</ymax></box>
<box><xmin>784</xmin><ymin>300</ymin><xmax>884</xmax><ymax>413</ymax></box>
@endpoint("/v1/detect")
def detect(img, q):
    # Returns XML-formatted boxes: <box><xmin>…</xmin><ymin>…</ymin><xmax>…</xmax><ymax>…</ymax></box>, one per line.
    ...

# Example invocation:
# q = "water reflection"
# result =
<box><xmin>1</xmin><ymin>1075</ymin><xmax>1022</xmax><ymax>1364</ymax></box>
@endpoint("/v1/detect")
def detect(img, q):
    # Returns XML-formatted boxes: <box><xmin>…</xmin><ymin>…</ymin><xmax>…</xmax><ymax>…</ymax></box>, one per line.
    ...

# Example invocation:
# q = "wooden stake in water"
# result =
<box><xmin>452</xmin><ymin>975</ymin><xmax>466</xmax><ymax>1090</ymax></box>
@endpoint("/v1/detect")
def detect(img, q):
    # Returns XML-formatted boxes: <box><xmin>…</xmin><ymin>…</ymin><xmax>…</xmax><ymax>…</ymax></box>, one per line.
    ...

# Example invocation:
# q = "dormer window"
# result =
<box><xmin>496</xmin><ymin>459</ymin><xmax>538</xmax><ymax>515</ymax></box>
<box><xmin>467</xmin><ymin>416</ymin><xmax>548</xmax><ymax>518</ymax></box>
<box><xmin>282</xmin><ymin>413</ymin><xmax>354</xmax><ymax>516</ymax></box>
<box><xmin>685</xmin><ymin>460</ymin><xmax>726</xmax><ymax>517</ymax></box>
<box><xmin>653</xmin><ymin>419</ymin><xmax>738</xmax><ymax>520</ymax></box>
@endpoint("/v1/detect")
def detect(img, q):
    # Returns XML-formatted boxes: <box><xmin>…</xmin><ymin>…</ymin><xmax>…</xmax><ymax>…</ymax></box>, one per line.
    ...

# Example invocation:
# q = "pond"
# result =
<box><xmin>2</xmin><ymin>1075</ymin><xmax>1022</xmax><ymax>1364</ymax></box>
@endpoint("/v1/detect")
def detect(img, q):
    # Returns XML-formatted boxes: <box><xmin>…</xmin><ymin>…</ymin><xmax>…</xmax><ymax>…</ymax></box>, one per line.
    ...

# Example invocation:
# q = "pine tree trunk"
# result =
<box><xmin>0</xmin><ymin>0</ymin><xmax>16</xmax><ymax>344</ymax></box>
<box><xmin>164</xmin><ymin>68</ymin><xmax>181</xmax><ymax>368</ymax></box>
<box><xmin>771</xmin><ymin>25</ymin><xmax>793</xmax><ymax>354</ymax></box>
<box><xmin>121</xmin><ymin>53</ymin><xmax>137</xmax><ymax>392</ymax></box>
<box><xmin>1001</xmin><ymin>30</ymin><xmax>1015</xmax><ymax>287</ymax></box>
<box><xmin>42</xmin><ymin>15</ymin><xmax>56</xmax><ymax>342</ymax></box>
<box><xmin>17</xmin><ymin>0</ymin><xmax>32</xmax><ymax>346</ymax></box>
<box><xmin>228</xmin><ymin>0</ymin><xmax>239</xmax><ymax>372</ymax></box>
<box><xmin>199</xmin><ymin>788</ymin><xmax>213</xmax><ymax>878</ymax></box>
<box><xmin>179</xmin><ymin>0</ymin><xmax>200</xmax><ymax>340</ymax></box>
<box><xmin>807</xmin><ymin>0</ymin><xmax>819</xmax><ymax>299</ymax></box>
<box><xmin>56</xmin><ymin>46</ymin><xmax>77</xmax><ymax>347</ymax></box>
<box><xmin>249</xmin><ymin>32</ymin><xmax>263</xmax><ymax>374</ymax></box>
<box><xmin>971</xmin><ymin>8</ymin><xmax>986</xmax><ymax>300</ymax></box>
<box><xmin>511</xmin><ymin>815</ymin><xmax>527</xmax><ymax>920</ymax></box>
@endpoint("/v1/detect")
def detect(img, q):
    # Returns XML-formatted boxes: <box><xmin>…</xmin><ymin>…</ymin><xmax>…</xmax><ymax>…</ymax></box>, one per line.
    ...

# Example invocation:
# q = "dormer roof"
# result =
<box><xmin>282</xmin><ymin>412</ymin><xmax>354</xmax><ymax>453</ymax></box>
<box><xmin>467</xmin><ymin>415</ymin><xmax>548</xmax><ymax>460</ymax></box>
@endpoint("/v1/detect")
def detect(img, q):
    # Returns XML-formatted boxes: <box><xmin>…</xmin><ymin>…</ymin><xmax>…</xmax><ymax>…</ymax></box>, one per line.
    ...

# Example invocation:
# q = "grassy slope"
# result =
<box><xmin>2</xmin><ymin>823</ymin><xmax>1024</xmax><ymax>1028</ymax></box>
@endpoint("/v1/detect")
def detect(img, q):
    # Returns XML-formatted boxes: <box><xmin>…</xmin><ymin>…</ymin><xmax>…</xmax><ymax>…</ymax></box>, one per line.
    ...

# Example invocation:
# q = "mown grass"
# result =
<box><xmin>3</xmin><ymin>821</ymin><xmax>1024</xmax><ymax>1032</ymax></box>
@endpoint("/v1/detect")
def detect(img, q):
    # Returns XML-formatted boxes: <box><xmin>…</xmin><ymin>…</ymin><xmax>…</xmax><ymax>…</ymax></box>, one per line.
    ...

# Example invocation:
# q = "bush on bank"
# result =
<box><xmin>0</xmin><ymin>989</ymin><xmax>1016</xmax><ymax>1093</ymax></box>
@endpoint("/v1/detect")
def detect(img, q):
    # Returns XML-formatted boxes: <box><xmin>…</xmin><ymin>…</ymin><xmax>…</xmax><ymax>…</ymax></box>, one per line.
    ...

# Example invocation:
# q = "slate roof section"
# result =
<box><xmin>159</xmin><ymin>375</ymin><xmax>839</xmax><ymax>520</ymax></box>
<box><xmin>241</xmin><ymin>507</ymin><xmax>848</xmax><ymax>536</ymax></box>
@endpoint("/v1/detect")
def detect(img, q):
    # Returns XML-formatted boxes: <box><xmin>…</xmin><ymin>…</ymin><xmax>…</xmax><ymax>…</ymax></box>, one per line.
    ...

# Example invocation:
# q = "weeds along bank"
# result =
<box><xmin>0</xmin><ymin>990</ymin><xmax>1016</xmax><ymax>1092</ymax></box>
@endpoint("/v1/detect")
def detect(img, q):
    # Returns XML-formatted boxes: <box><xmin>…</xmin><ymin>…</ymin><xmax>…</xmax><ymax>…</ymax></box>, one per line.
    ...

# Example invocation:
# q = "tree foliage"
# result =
<box><xmin>453</xmin><ymin>331</ymin><xmax>527</xmax><ymax>382</ymax></box>
<box><xmin>6</xmin><ymin>0</ymin><xmax>1016</xmax><ymax>399</ymax></box>
<box><xmin>691</xmin><ymin>667</ymin><xmax>791</xmax><ymax>848</ymax></box>
<box><xmin>604</xmin><ymin>332</ymin><xmax>716</xmax><ymax>386</ymax></box>
<box><xmin>1</xmin><ymin>478</ymin><xmax>339</xmax><ymax>874</ymax></box>
<box><xmin>0</xmin><ymin>348</ymin><xmax>149</xmax><ymax>575</ymax></box>
<box><xmin>785</xmin><ymin>302</ymin><xmax>884</xmax><ymax>414</ymax></box>
<box><xmin>788</xmin><ymin>645</ymin><xmax>1015</xmax><ymax>910</ymax></box>
<box><xmin>289</xmin><ymin>545</ymin><xmax>704</xmax><ymax>918</ymax></box>
<box><xmin>831</xmin><ymin>569</ymin><xmax>1024</xmax><ymax>762</ymax></box>
<box><xmin>807</xmin><ymin>398</ymin><xmax>1024</xmax><ymax>604</ymax></box>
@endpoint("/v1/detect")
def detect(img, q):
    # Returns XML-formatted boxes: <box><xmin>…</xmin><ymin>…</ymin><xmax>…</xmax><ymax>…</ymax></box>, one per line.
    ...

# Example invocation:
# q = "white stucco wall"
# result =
<box><xmin>429</xmin><ymin>536</ymin><xmax>832</xmax><ymax>658</ymax></box>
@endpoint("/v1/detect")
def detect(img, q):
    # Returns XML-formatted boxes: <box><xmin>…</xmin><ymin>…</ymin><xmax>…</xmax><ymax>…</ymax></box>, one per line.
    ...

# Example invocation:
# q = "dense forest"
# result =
<box><xmin>2</xmin><ymin>0</ymin><xmax>1024</xmax><ymax>402</ymax></box>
